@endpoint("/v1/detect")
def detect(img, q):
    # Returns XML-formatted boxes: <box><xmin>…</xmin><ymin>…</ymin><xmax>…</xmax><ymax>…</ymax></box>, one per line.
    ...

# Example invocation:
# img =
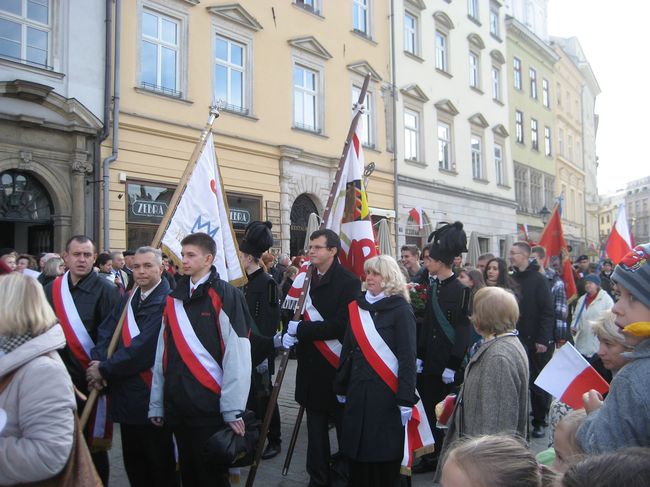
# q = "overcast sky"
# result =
<box><xmin>547</xmin><ymin>0</ymin><xmax>650</xmax><ymax>195</ymax></box>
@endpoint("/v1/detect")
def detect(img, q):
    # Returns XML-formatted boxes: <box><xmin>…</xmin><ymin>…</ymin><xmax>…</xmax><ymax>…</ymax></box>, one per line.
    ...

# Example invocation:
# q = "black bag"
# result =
<box><xmin>202</xmin><ymin>410</ymin><xmax>260</xmax><ymax>467</ymax></box>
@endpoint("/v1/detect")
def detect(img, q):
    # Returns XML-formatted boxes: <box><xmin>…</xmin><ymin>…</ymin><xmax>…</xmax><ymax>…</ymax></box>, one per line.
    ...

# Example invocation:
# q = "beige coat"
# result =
<box><xmin>572</xmin><ymin>289</ymin><xmax>614</xmax><ymax>357</ymax></box>
<box><xmin>0</xmin><ymin>325</ymin><xmax>76</xmax><ymax>485</ymax></box>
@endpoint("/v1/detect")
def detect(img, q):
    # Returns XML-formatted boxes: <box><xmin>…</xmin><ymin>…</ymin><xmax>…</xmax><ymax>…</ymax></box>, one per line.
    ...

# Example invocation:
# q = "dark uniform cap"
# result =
<box><xmin>240</xmin><ymin>221</ymin><xmax>274</xmax><ymax>259</ymax></box>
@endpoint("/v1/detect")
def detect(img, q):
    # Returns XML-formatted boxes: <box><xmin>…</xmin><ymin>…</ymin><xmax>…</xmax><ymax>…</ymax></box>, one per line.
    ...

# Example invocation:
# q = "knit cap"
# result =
<box><xmin>612</xmin><ymin>243</ymin><xmax>650</xmax><ymax>310</ymax></box>
<box><xmin>584</xmin><ymin>274</ymin><xmax>601</xmax><ymax>286</ymax></box>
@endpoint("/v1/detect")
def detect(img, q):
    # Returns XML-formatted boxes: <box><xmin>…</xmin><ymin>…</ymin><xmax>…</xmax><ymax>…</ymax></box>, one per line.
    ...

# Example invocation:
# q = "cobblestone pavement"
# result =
<box><xmin>109</xmin><ymin>358</ymin><xmax>548</xmax><ymax>486</ymax></box>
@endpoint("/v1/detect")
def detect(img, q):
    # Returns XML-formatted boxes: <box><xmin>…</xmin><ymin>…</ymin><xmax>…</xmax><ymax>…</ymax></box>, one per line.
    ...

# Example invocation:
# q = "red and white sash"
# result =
<box><xmin>122</xmin><ymin>290</ymin><xmax>153</xmax><ymax>388</ymax></box>
<box><xmin>348</xmin><ymin>301</ymin><xmax>435</xmax><ymax>473</ymax></box>
<box><xmin>282</xmin><ymin>261</ymin><xmax>342</xmax><ymax>368</ymax></box>
<box><xmin>51</xmin><ymin>272</ymin><xmax>111</xmax><ymax>443</ymax></box>
<box><xmin>164</xmin><ymin>294</ymin><xmax>224</xmax><ymax>393</ymax></box>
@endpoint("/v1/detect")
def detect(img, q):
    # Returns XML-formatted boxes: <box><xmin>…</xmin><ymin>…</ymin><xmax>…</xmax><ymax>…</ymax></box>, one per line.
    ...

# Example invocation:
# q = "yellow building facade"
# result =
<box><xmin>102</xmin><ymin>1</ymin><xmax>393</xmax><ymax>255</ymax></box>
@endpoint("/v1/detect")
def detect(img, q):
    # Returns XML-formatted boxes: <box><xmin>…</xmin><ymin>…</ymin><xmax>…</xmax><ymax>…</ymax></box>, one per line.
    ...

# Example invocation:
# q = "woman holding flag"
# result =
<box><xmin>334</xmin><ymin>255</ymin><xmax>420</xmax><ymax>487</ymax></box>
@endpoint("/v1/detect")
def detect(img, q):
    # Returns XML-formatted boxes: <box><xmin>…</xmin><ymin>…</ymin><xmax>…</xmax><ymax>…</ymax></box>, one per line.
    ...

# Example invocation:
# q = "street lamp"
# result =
<box><xmin>539</xmin><ymin>206</ymin><xmax>551</xmax><ymax>225</ymax></box>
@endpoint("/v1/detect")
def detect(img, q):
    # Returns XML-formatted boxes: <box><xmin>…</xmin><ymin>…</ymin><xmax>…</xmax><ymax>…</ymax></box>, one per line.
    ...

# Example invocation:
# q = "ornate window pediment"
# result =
<box><xmin>405</xmin><ymin>0</ymin><xmax>426</xmax><ymax>10</ymax></box>
<box><xmin>434</xmin><ymin>99</ymin><xmax>459</xmax><ymax>116</ymax></box>
<box><xmin>347</xmin><ymin>61</ymin><xmax>382</xmax><ymax>81</ymax></box>
<box><xmin>468</xmin><ymin>112</ymin><xmax>489</xmax><ymax>128</ymax></box>
<box><xmin>433</xmin><ymin>11</ymin><xmax>454</xmax><ymax>30</ymax></box>
<box><xmin>490</xmin><ymin>49</ymin><xmax>506</xmax><ymax>65</ymax></box>
<box><xmin>207</xmin><ymin>4</ymin><xmax>263</xmax><ymax>31</ymax></box>
<box><xmin>288</xmin><ymin>36</ymin><xmax>332</xmax><ymax>60</ymax></box>
<box><xmin>493</xmin><ymin>124</ymin><xmax>509</xmax><ymax>137</ymax></box>
<box><xmin>467</xmin><ymin>33</ymin><xmax>485</xmax><ymax>50</ymax></box>
<box><xmin>400</xmin><ymin>84</ymin><xmax>429</xmax><ymax>102</ymax></box>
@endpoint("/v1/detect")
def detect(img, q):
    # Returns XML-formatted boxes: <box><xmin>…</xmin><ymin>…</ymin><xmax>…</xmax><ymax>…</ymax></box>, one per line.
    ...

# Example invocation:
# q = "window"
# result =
<box><xmin>513</xmin><ymin>57</ymin><xmax>522</xmax><ymax>90</ymax></box>
<box><xmin>494</xmin><ymin>143</ymin><xmax>504</xmax><ymax>185</ymax></box>
<box><xmin>0</xmin><ymin>0</ymin><xmax>50</xmax><ymax>67</ymax></box>
<box><xmin>544</xmin><ymin>175</ymin><xmax>555</xmax><ymax>209</ymax></box>
<box><xmin>404</xmin><ymin>12</ymin><xmax>417</xmax><ymax>55</ymax></box>
<box><xmin>468</xmin><ymin>0</ymin><xmax>479</xmax><ymax>20</ymax></box>
<box><xmin>557</xmin><ymin>82</ymin><xmax>562</xmax><ymax>106</ymax></box>
<box><xmin>295</xmin><ymin>0</ymin><xmax>320</xmax><ymax>15</ymax></box>
<box><xmin>471</xmin><ymin>135</ymin><xmax>483</xmax><ymax>179</ymax></box>
<box><xmin>126</xmin><ymin>181</ymin><xmax>174</xmax><ymax>248</ymax></box>
<box><xmin>293</xmin><ymin>65</ymin><xmax>319</xmax><ymax>132</ymax></box>
<box><xmin>558</xmin><ymin>128</ymin><xmax>564</xmax><ymax>156</ymax></box>
<box><xmin>352</xmin><ymin>0</ymin><xmax>369</xmax><ymax>35</ymax></box>
<box><xmin>438</xmin><ymin>122</ymin><xmax>452</xmax><ymax>170</ymax></box>
<box><xmin>530</xmin><ymin>118</ymin><xmax>539</xmax><ymax>151</ymax></box>
<box><xmin>214</xmin><ymin>35</ymin><xmax>246</xmax><ymax>112</ymax></box>
<box><xmin>542</xmin><ymin>78</ymin><xmax>550</xmax><ymax>108</ymax></box>
<box><xmin>469</xmin><ymin>51</ymin><xmax>479</xmax><ymax>88</ymax></box>
<box><xmin>515</xmin><ymin>110</ymin><xmax>524</xmax><ymax>144</ymax></box>
<box><xmin>489</xmin><ymin>1</ymin><xmax>500</xmax><ymax>37</ymax></box>
<box><xmin>544</xmin><ymin>126</ymin><xmax>552</xmax><ymax>156</ymax></box>
<box><xmin>568</xmin><ymin>133</ymin><xmax>573</xmax><ymax>161</ymax></box>
<box><xmin>141</xmin><ymin>9</ymin><xmax>180</xmax><ymax>96</ymax></box>
<box><xmin>404</xmin><ymin>109</ymin><xmax>419</xmax><ymax>161</ymax></box>
<box><xmin>531</xmin><ymin>171</ymin><xmax>542</xmax><ymax>212</ymax></box>
<box><xmin>529</xmin><ymin>67</ymin><xmax>537</xmax><ymax>99</ymax></box>
<box><xmin>491</xmin><ymin>66</ymin><xmax>501</xmax><ymax>101</ymax></box>
<box><xmin>515</xmin><ymin>165</ymin><xmax>529</xmax><ymax>212</ymax></box>
<box><xmin>352</xmin><ymin>85</ymin><xmax>374</xmax><ymax>148</ymax></box>
<box><xmin>435</xmin><ymin>31</ymin><xmax>448</xmax><ymax>72</ymax></box>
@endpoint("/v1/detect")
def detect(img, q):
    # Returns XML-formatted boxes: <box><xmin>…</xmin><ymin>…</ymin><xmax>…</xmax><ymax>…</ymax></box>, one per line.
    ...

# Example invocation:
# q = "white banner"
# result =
<box><xmin>161</xmin><ymin>133</ymin><xmax>245</xmax><ymax>284</ymax></box>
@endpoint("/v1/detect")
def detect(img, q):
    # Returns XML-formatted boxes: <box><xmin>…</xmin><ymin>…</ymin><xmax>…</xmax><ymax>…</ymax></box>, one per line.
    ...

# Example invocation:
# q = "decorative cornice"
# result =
<box><xmin>468</xmin><ymin>113</ymin><xmax>489</xmax><ymax>129</ymax></box>
<box><xmin>400</xmin><ymin>84</ymin><xmax>429</xmax><ymax>102</ymax></box>
<box><xmin>434</xmin><ymin>99</ymin><xmax>459</xmax><ymax>116</ymax></box>
<box><xmin>433</xmin><ymin>11</ymin><xmax>454</xmax><ymax>30</ymax></box>
<box><xmin>506</xmin><ymin>16</ymin><xmax>559</xmax><ymax>65</ymax></box>
<box><xmin>207</xmin><ymin>4</ymin><xmax>263</xmax><ymax>31</ymax></box>
<box><xmin>490</xmin><ymin>49</ymin><xmax>506</xmax><ymax>65</ymax></box>
<box><xmin>346</xmin><ymin>61</ymin><xmax>382</xmax><ymax>82</ymax></box>
<box><xmin>288</xmin><ymin>36</ymin><xmax>332</xmax><ymax>60</ymax></box>
<box><xmin>467</xmin><ymin>33</ymin><xmax>485</xmax><ymax>50</ymax></box>
<box><xmin>405</xmin><ymin>0</ymin><xmax>426</xmax><ymax>11</ymax></box>
<box><xmin>492</xmin><ymin>124</ymin><xmax>509</xmax><ymax>137</ymax></box>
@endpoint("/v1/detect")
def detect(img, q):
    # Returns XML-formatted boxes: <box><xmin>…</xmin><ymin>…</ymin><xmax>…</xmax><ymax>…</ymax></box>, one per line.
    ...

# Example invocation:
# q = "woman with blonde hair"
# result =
<box><xmin>335</xmin><ymin>255</ymin><xmax>417</xmax><ymax>486</ymax></box>
<box><xmin>0</xmin><ymin>273</ymin><xmax>78</xmax><ymax>484</ymax></box>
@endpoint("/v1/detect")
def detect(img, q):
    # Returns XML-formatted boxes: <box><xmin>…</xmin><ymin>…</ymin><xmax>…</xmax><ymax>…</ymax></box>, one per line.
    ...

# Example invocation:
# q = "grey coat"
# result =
<box><xmin>439</xmin><ymin>334</ymin><xmax>529</xmax><ymax>462</ymax></box>
<box><xmin>577</xmin><ymin>338</ymin><xmax>650</xmax><ymax>453</ymax></box>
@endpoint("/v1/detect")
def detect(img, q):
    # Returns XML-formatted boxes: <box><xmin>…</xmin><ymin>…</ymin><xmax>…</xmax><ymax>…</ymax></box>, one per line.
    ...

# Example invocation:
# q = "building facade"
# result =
<box><xmin>394</xmin><ymin>0</ymin><xmax>517</xmax><ymax>255</ymax></box>
<box><xmin>598</xmin><ymin>190</ymin><xmax>624</xmax><ymax>245</ymax></box>
<box><xmin>0</xmin><ymin>0</ymin><xmax>105</xmax><ymax>252</ymax></box>
<box><xmin>625</xmin><ymin>177</ymin><xmax>650</xmax><ymax>245</ymax></box>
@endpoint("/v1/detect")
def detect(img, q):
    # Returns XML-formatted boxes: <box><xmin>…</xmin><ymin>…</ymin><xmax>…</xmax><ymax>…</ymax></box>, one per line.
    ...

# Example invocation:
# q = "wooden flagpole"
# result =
<box><xmin>245</xmin><ymin>74</ymin><xmax>371</xmax><ymax>487</ymax></box>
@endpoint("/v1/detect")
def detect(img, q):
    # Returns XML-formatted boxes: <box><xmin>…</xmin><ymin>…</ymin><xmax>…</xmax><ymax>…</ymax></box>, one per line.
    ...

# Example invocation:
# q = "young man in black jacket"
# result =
<box><xmin>148</xmin><ymin>232</ymin><xmax>253</xmax><ymax>487</ymax></box>
<box><xmin>87</xmin><ymin>247</ymin><xmax>176</xmax><ymax>487</ymax></box>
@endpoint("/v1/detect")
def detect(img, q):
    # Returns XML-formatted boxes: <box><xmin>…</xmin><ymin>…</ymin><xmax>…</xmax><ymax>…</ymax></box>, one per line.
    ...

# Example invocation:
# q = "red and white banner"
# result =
<box><xmin>51</xmin><ymin>272</ymin><xmax>110</xmax><ymax>442</ymax></box>
<box><xmin>122</xmin><ymin>290</ymin><xmax>153</xmax><ymax>388</ymax></box>
<box><xmin>409</xmin><ymin>208</ymin><xmax>423</xmax><ymax>230</ymax></box>
<box><xmin>348</xmin><ymin>302</ymin><xmax>435</xmax><ymax>472</ymax></box>
<box><xmin>606</xmin><ymin>203</ymin><xmax>632</xmax><ymax>264</ymax></box>
<box><xmin>164</xmin><ymin>296</ymin><xmax>223</xmax><ymax>393</ymax></box>
<box><xmin>534</xmin><ymin>342</ymin><xmax>609</xmax><ymax>409</ymax></box>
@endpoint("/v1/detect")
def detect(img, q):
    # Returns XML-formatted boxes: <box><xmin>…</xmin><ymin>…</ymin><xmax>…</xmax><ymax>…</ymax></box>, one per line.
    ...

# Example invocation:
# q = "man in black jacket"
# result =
<box><xmin>509</xmin><ymin>241</ymin><xmax>555</xmax><ymax>438</ymax></box>
<box><xmin>44</xmin><ymin>235</ymin><xmax>120</xmax><ymax>485</ymax></box>
<box><xmin>148</xmin><ymin>232</ymin><xmax>253</xmax><ymax>487</ymax></box>
<box><xmin>283</xmin><ymin>229</ymin><xmax>361</xmax><ymax>487</ymax></box>
<box><xmin>87</xmin><ymin>247</ymin><xmax>176</xmax><ymax>487</ymax></box>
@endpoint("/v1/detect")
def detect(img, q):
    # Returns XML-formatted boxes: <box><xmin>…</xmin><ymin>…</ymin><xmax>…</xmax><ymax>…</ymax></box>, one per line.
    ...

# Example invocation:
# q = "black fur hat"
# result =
<box><xmin>240</xmin><ymin>221</ymin><xmax>274</xmax><ymax>258</ymax></box>
<box><xmin>426</xmin><ymin>221</ymin><xmax>467</xmax><ymax>266</ymax></box>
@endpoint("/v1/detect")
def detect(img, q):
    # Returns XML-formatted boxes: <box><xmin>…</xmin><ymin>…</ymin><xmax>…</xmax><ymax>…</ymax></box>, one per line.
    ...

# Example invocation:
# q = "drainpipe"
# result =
<box><xmin>102</xmin><ymin>0</ymin><xmax>121</xmax><ymax>251</ymax></box>
<box><xmin>390</xmin><ymin>0</ymin><xmax>399</xmax><ymax>250</ymax></box>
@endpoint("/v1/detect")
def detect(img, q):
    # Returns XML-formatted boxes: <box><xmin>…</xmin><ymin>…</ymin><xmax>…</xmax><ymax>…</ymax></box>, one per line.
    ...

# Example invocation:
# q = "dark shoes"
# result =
<box><xmin>261</xmin><ymin>442</ymin><xmax>281</xmax><ymax>460</ymax></box>
<box><xmin>532</xmin><ymin>425</ymin><xmax>546</xmax><ymax>438</ymax></box>
<box><xmin>411</xmin><ymin>457</ymin><xmax>438</xmax><ymax>474</ymax></box>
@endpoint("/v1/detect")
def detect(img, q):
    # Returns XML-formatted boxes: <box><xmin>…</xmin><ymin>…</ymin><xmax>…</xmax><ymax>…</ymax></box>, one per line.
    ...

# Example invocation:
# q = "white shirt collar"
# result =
<box><xmin>189</xmin><ymin>272</ymin><xmax>211</xmax><ymax>295</ymax></box>
<box><xmin>139</xmin><ymin>278</ymin><xmax>162</xmax><ymax>301</ymax></box>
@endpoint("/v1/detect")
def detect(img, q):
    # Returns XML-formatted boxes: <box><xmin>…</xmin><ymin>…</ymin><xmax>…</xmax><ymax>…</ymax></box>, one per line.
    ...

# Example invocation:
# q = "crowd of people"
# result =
<box><xmin>1</xmin><ymin>226</ymin><xmax>650</xmax><ymax>487</ymax></box>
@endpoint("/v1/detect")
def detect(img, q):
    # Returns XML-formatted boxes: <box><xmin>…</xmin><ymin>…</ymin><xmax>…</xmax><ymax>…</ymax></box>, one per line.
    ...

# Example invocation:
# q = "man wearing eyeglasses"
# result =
<box><xmin>282</xmin><ymin>229</ymin><xmax>361</xmax><ymax>487</ymax></box>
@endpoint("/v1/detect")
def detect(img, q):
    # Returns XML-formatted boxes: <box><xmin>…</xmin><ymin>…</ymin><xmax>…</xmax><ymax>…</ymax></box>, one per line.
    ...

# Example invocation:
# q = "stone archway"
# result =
<box><xmin>290</xmin><ymin>193</ymin><xmax>319</xmax><ymax>257</ymax></box>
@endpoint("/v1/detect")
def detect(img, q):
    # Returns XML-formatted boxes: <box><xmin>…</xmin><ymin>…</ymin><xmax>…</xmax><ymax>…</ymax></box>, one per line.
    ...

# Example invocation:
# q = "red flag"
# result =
<box><xmin>605</xmin><ymin>204</ymin><xmax>632</xmax><ymax>264</ymax></box>
<box><xmin>538</xmin><ymin>205</ymin><xmax>577</xmax><ymax>301</ymax></box>
<box><xmin>408</xmin><ymin>207</ymin><xmax>423</xmax><ymax>230</ymax></box>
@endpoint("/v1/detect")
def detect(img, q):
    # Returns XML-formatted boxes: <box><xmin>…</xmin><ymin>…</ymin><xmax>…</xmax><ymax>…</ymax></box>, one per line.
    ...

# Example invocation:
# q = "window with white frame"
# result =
<box><xmin>438</xmin><ymin>122</ymin><xmax>452</xmax><ymax>170</ymax></box>
<box><xmin>531</xmin><ymin>170</ymin><xmax>542</xmax><ymax>212</ymax></box>
<box><xmin>529</xmin><ymin>67</ymin><xmax>537</xmax><ymax>99</ymax></box>
<box><xmin>404</xmin><ymin>109</ymin><xmax>420</xmax><ymax>161</ymax></box>
<box><xmin>141</xmin><ymin>9</ymin><xmax>180</xmax><ymax>96</ymax></box>
<box><xmin>513</xmin><ymin>57</ymin><xmax>522</xmax><ymax>90</ymax></box>
<box><xmin>489</xmin><ymin>1</ymin><xmax>500</xmax><ymax>37</ymax></box>
<box><xmin>468</xmin><ymin>0</ymin><xmax>479</xmax><ymax>20</ymax></box>
<box><xmin>568</xmin><ymin>133</ymin><xmax>573</xmax><ymax>161</ymax></box>
<box><xmin>544</xmin><ymin>126</ymin><xmax>552</xmax><ymax>156</ymax></box>
<box><xmin>295</xmin><ymin>0</ymin><xmax>320</xmax><ymax>15</ymax></box>
<box><xmin>469</xmin><ymin>51</ymin><xmax>480</xmax><ymax>89</ymax></box>
<box><xmin>352</xmin><ymin>85</ymin><xmax>374</xmax><ymax>148</ymax></box>
<box><xmin>494</xmin><ymin>143</ymin><xmax>505</xmax><ymax>185</ymax></box>
<box><xmin>471</xmin><ymin>134</ymin><xmax>483</xmax><ymax>180</ymax></box>
<box><xmin>214</xmin><ymin>35</ymin><xmax>245</xmax><ymax>112</ymax></box>
<box><xmin>515</xmin><ymin>110</ymin><xmax>524</xmax><ymax>144</ymax></box>
<box><xmin>515</xmin><ymin>164</ymin><xmax>528</xmax><ymax>212</ymax></box>
<box><xmin>352</xmin><ymin>0</ymin><xmax>369</xmax><ymax>35</ymax></box>
<box><xmin>404</xmin><ymin>12</ymin><xmax>417</xmax><ymax>55</ymax></box>
<box><xmin>531</xmin><ymin>118</ymin><xmax>539</xmax><ymax>150</ymax></box>
<box><xmin>544</xmin><ymin>175</ymin><xmax>555</xmax><ymax>209</ymax></box>
<box><xmin>542</xmin><ymin>78</ymin><xmax>550</xmax><ymax>108</ymax></box>
<box><xmin>0</xmin><ymin>0</ymin><xmax>50</xmax><ymax>68</ymax></box>
<box><xmin>435</xmin><ymin>31</ymin><xmax>448</xmax><ymax>72</ymax></box>
<box><xmin>558</xmin><ymin>127</ymin><xmax>564</xmax><ymax>156</ymax></box>
<box><xmin>293</xmin><ymin>65</ymin><xmax>319</xmax><ymax>132</ymax></box>
<box><xmin>491</xmin><ymin>66</ymin><xmax>501</xmax><ymax>101</ymax></box>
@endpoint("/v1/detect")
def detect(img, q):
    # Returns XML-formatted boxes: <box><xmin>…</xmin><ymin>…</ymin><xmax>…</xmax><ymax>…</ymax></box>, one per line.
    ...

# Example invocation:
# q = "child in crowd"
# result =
<box><xmin>560</xmin><ymin>447</ymin><xmax>650</xmax><ymax>487</ymax></box>
<box><xmin>537</xmin><ymin>409</ymin><xmax>586</xmax><ymax>473</ymax></box>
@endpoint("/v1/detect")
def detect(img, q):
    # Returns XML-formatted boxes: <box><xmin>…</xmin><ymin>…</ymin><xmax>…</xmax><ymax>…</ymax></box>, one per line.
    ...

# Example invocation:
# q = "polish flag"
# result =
<box><xmin>409</xmin><ymin>207</ymin><xmax>423</xmax><ymax>230</ymax></box>
<box><xmin>605</xmin><ymin>204</ymin><xmax>632</xmax><ymax>264</ymax></box>
<box><xmin>534</xmin><ymin>343</ymin><xmax>609</xmax><ymax>409</ymax></box>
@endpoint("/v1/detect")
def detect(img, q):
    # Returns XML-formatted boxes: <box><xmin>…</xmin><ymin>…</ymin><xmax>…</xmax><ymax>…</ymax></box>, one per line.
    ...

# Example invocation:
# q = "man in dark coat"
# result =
<box><xmin>240</xmin><ymin>221</ymin><xmax>283</xmax><ymax>459</ymax></box>
<box><xmin>282</xmin><ymin>229</ymin><xmax>361</xmax><ymax>487</ymax></box>
<box><xmin>87</xmin><ymin>247</ymin><xmax>176</xmax><ymax>487</ymax></box>
<box><xmin>510</xmin><ymin>241</ymin><xmax>555</xmax><ymax>438</ymax></box>
<box><xmin>44</xmin><ymin>235</ymin><xmax>120</xmax><ymax>485</ymax></box>
<box><xmin>600</xmin><ymin>258</ymin><xmax>615</xmax><ymax>299</ymax></box>
<box><xmin>148</xmin><ymin>232</ymin><xmax>252</xmax><ymax>487</ymax></box>
<box><xmin>414</xmin><ymin>222</ymin><xmax>471</xmax><ymax>474</ymax></box>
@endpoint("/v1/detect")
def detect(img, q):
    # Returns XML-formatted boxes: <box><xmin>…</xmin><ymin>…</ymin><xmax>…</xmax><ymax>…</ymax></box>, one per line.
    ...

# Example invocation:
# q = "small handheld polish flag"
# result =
<box><xmin>534</xmin><ymin>343</ymin><xmax>609</xmax><ymax>409</ymax></box>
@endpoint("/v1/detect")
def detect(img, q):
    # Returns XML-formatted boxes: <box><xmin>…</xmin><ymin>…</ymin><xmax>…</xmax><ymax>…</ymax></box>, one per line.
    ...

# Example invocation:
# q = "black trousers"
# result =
<box><xmin>172</xmin><ymin>423</ymin><xmax>230</xmax><ymax>487</ymax></box>
<box><xmin>529</xmin><ymin>345</ymin><xmax>554</xmax><ymax>427</ymax></box>
<box><xmin>349</xmin><ymin>459</ymin><xmax>401</xmax><ymax>487</ymax></box>
<box><xmin>90</xmin><ymin>451</ymin><xmax>109</xmax><ymax>486</ymax></box>
<box><xmin>417</xmin><ymin>374</ymin><xmax>451</xmax><ymax>457</ymax></box>
<box><xmin>306</xmin><ymin>406</ymin><xmax>343</xmax><ymax>487</ymax></box>
<box><xmin>120</xmin><ymin>423</ymin><xmax>177</xmax><ymax>487</ymax></box>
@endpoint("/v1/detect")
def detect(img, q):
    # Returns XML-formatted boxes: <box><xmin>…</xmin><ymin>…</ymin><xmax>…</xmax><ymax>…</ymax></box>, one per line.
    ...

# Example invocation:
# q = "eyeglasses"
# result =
<box><xmin>308</xmin><ymin>245</ymin><xmax>330</xmax><ymax>251</ymax></box>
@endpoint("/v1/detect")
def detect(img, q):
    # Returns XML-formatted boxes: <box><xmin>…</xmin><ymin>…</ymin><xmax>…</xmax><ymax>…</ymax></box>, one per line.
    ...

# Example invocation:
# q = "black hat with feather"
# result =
<box><xmin>426</xmin><ymin>221</ymin><xmax>467</xmax><ymax>266</ymax></box>
<box><xmin>240</xmin><ymin>221</ymin><xmax>274</xmax><ymax>258</ymax></box>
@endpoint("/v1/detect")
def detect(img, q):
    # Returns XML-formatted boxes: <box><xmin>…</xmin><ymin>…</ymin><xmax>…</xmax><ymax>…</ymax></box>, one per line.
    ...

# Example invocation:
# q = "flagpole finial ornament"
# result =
<box><xmin>240</xmin><ymin>221</ymin><xmax>274</xmax><ymax>259</ymax></box>
<box><xmin>426</xmin><ymin>221</ymin><xmax>468</xmax><ymax>266</ymax></box>
<box><xmin>612</xmin><ymin>242</ymin><xmax>650</xmax><ymax>310</ymax></box>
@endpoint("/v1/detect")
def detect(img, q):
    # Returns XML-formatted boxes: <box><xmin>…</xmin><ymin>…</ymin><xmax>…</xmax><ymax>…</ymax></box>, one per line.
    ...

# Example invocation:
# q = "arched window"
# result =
<box><xmin>0</xmin><ymin>170</ymin><xmax>52</xmax><ymax>222</ymax></box>
<box><xmin>290</xmin><ymin>194</ymin><xmax>319</xmax><ymax>256</ymax></box>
